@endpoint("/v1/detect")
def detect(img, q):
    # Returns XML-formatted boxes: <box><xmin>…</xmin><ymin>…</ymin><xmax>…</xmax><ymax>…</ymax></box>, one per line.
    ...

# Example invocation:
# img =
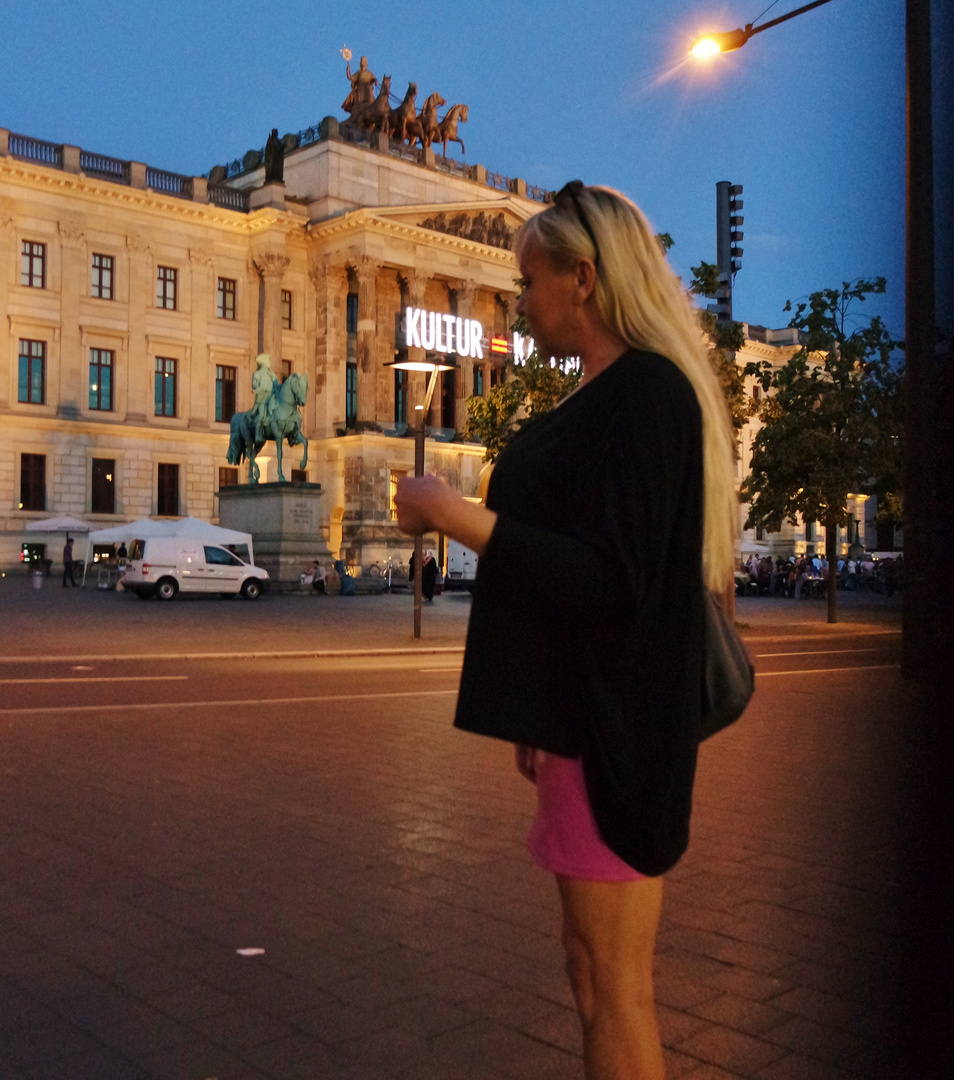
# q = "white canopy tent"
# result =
<box><xmin>82</xmin><ymin>517</ymin><xmax>255</xmax><ymax>585</ymax></box>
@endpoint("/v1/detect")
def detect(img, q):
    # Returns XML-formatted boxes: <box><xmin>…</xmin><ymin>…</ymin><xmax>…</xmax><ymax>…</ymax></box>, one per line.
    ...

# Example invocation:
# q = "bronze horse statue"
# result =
<box><xmin>227</xmin><ymin>372</ymin><xmax>309</xmax><ymax>483</ymax></box>
<box><xmin>351</xmin><ymin>75</ymin><xmax>392</xmax><ymax>135</ymax></box>
<box><xmin>405</xmin><ymin>92</ymin><xmax>446</xmax><ymax>148</ymax></box>
<box><xmin>438</xmin><ymin>104</ymin><xmax>468</xmax><ymax>157</ymax></box>
<box><xmin>388</xmin><ymin>82</ymin><xmax>417</xmax><ymax>145</ymax></box>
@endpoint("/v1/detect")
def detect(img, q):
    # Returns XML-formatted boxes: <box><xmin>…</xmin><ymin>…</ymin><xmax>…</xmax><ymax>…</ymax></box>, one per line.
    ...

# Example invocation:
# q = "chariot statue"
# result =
<box><xmin>227</xmin><ymin>354</ymin><xmax>309</xmax><ymax>483</ymax></box>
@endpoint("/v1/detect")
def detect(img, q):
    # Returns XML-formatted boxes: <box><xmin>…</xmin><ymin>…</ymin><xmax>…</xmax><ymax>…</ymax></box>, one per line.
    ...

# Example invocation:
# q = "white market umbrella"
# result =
<box><xmin>25</xmin><ymin>515</ymin><xmax>91</xmax><ymax>539</ymax></box>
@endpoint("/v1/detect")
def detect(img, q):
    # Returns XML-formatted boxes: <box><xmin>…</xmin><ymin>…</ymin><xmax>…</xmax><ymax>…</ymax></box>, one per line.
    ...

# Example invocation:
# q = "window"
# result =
<box><xmin>281</xmin><ymin>359</ymin><xmax>292</xmax><ymax>382</ymax></box>
<box><xmin>217</xmin><ymin>277</ymin><xmax>236</xmax><ymax>320</ymax></box>
<box><xmin>20</xmin><ymin>454</ymin><xmax>46</xmax><ymax>511</ymax></box>
<box><xmin>91</xmin><ymin>253</ymin><xmax>114</xmax><ymax>299</ymax></box>
<box><xmin>473</xmin><ymin>367</ymin><xmax>484</xmax><ymax>397</ymax></box>
<box><xmin>155</xmin><ymin>357</ymin><xmax>177</xmax><ymax>417</ymax></box>
<box><xmin>346</xmin><ymin>361</ymin><xmax>357</xmax><ymax>427</ymax></box>
<box><xmin>394</xmin><ymin>368</ymin><xmax>408</xmax><ymax>424</ymax></box>
<box><xmin>440</xmin><ymin>369</ymin><xmax>455</xmax><ymax>429</ymax></box>
<box><xmin>805</xmin><ymin>519</ymin><xmax>815</xmax><ymax>541</ymax></box>
<box><xmin>21</xmin><ymin>241</ymin><xmax>46</xmax><ymax>288</ymax></box>
<box><xmin>91</xmin><ymin>458</ymin><xmax>116</xmax><ymax>515</ymax></box>
<box><xmin>18</xmin><ymin>340</ymin><xmax>46</xmax><ymax>404</ymax></box>
<box><xmin>291</xmin><ymin>469</ymin><xmax>307</xmax><ymax>482</ymax></box>
<box><xmin>215</xmin><ymin>365</ymin><xmax>236</xmax><ymax>422</ymax></box>
<box><xmin>281</xmin><ymin>290</ymin><xmax>292</xmax><ymax>330</ymax></box>
<box><xmin>389</xmin><ymin>470</ymin><xmax>408</xmax><ymax>521</ymax></box>
<box><xmin>218</xmin><ymin>467</ymin><xmax>239</xmax><ymax>488</ymax></box>
<box><xmin>346</xmin><ymin>292</ymin><xmax>359</xmax><ymax>334</ymax></box>
<box><xmin>88</xmin><ymin>349</ymin><xmax>114</xmax><ymax>411</ymax></box>
<box><xmin>156</xmin><ymin>266</ymin><xmax>178</xmax><ymax>310</ymax></box>
<box><xmin>157</xmin><ymin>463</ymin><xmax>179</xmax><ymax>515</ymax></box>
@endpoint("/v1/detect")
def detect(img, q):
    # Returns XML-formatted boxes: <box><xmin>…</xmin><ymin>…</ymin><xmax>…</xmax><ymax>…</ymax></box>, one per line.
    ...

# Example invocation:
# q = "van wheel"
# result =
<box><xmin>241</xmin><ymin>579</ymin><xmax>262</xmax><ymax>600</ymax></box>
<box><xmin>156</xmin><ymin>578</ymin><xmax>178</xmax><ymax>601</ymax></box>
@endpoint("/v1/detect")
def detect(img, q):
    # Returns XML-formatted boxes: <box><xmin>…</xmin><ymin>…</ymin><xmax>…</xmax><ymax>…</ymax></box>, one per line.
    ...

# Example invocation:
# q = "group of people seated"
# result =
<box><xmin>738</xmin><ymin>552</ymin><xmax>903</xmax><ymax>598</ymax></box>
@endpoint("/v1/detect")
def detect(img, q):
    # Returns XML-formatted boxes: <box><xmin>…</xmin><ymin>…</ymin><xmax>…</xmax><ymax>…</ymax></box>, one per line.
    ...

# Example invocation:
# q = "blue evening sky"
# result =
<box><xmin>3</xmin><ymin>1</ymin><xmax>949</xmax><ymax>338</ymax></box>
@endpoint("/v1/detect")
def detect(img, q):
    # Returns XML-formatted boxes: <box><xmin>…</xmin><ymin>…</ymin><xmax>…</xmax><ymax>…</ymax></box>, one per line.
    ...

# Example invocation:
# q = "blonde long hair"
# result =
<box><xmin>515</xmin><ymin>185</ymin><xmax>736</xmax><ymax>592</ymax></box>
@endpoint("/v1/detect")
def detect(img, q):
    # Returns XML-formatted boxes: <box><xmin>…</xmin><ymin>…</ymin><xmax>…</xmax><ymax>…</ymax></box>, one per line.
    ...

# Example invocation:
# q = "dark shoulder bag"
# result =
<box><xmin>700</xmin><ymin>591</ymin><xmax>755</xmax><ymax>740</ymax></box>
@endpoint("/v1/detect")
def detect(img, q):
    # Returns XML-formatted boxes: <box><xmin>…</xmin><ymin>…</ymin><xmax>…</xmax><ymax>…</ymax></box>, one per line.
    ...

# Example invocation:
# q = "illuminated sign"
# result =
<box><xmin>513</xmin><ymin>331</ymin><xmax>581</xmax><ymax>375</ymax></box>
<box><xmin>405</xmin><ymin>307</ymin><xmax>484</xmax><ymax>359</ymax></box>
<box><xmin>490</xmin><ymin>337</ymin><xmax>509</xmax><ymax>355</ymax></box>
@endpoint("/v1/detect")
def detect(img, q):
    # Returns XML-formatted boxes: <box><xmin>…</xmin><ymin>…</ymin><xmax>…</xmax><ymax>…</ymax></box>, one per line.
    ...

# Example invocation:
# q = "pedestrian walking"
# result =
<box><xmin>62</xmin><ymin>537</ymin><xmax>76</xmax><ymax>587</ymax></box>
<box><xmin>395</xmin><ymin>183</ymin><xmax>737</xmax><ymax>1080</ymax></box>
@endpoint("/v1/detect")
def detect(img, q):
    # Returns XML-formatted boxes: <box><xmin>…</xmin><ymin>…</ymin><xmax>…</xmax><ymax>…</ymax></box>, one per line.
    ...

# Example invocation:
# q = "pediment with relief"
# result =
<box><xmin>364</xmin><ymin>199</ymin><xmax>534</xmax><ymax>252</ymax></box>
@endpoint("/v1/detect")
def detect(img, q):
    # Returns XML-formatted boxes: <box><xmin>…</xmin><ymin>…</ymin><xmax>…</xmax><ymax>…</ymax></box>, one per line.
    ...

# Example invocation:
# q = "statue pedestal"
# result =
<box><xmin>217</xmin><ymin>482</ymin><xmax>329</xmax><ymax>586</ymax></box>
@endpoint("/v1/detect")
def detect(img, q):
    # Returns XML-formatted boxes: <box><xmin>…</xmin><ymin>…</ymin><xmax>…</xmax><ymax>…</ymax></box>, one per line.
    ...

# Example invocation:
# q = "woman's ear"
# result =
<box><xmin>574</xmin><ymin>257</ymin><xmax>599</xmax><ymax>301</ymax></box>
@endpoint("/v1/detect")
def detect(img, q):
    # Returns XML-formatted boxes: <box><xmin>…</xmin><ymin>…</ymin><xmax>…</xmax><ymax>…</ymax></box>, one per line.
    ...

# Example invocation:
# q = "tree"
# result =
<box><xmin>690</xmin><ymin>261</ymin><xmax>755</xmax><ymax>434</ymax></box>
<box><xmin>465</xmin><ymin>315</ymin><xmax>581</xmax><ymax>461</ymax></box>
<box><xmin>740</xmin><ymin>278</ymin><xmax>902</xmax><ymax>623</ymax></box>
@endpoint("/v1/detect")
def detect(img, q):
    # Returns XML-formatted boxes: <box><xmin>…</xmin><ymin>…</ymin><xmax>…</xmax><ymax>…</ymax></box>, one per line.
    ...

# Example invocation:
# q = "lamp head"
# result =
<box><xmin>689</xmin><ymin>26</ymin><xmax>751</xmax><ymax>57</ymax></box>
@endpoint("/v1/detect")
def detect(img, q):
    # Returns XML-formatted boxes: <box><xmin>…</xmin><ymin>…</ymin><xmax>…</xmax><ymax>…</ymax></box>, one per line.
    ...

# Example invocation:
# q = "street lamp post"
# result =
<box><xmin>689</xmin><ymin>0</ymin><xmax>938</xmax><ymax>680</ymax></box>
<box><xmin>385</xmin><ymin>357</ymin><xmax>457</xmax><ymax>638</ymax></box>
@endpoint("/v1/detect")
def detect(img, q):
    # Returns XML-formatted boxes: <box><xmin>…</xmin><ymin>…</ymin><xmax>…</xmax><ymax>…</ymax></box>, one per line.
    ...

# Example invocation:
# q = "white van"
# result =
<box><xmin>123</xmin><ymin>538</ymin><xmax>270</xmax><ymax>600</ymax></box>
<box><xmin>444</xmin><ymin>539</ymin><xmax>478</xmax><ymax>592</ymax></box>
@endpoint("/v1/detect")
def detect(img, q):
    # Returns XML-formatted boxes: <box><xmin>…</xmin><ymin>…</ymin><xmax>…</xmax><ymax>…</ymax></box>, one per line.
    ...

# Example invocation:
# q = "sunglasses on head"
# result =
<box><xmin>555</xmin><ymin>180</ymin><xmax>601</xmax><ymax>270</ymax></box>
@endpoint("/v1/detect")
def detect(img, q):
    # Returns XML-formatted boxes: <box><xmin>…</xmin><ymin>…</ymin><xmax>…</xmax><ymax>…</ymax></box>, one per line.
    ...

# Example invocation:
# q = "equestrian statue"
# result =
<box><xmin>227</xmin><ymin>354</ymin><xmax>309</xmax><ymax>483</ymax></box>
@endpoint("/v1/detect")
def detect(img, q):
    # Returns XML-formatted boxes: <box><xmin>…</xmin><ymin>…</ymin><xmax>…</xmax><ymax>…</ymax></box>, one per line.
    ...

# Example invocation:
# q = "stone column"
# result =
<box><xmin>404</xmin><ymin>272</ymin><xmax>428</xmax><ymax>418</ymax></box>
<box><xmin>188</xmin><ymin>249</ymin><xmax>214</xmax><ymax>428</ymax></box>
<box><xmin>57</xmin><ymin>221</ymin><xmax>85</xmax><ymax>420</ymax></box>
<box><xmin>309</xmin><ymin>260</ymin><xmax>348</xmax><ymax>438</ymax></box>
<box><xmin>0</xmin><ymin>217</ymin><xmax>12</xmax><ymax>408</ymax></box>
<box><xmin>254</xmin><ymin>252</ymin><xmax>289</xmax><ymax>362</ymax></box>
<box><xmin>453</xmin><ymin>279</ymin><xmax>479</xmax><ymax>433</ymax></box>
<box><xmin>353</xmin><ymin>257</ymin><xmax>378</xmax><ymax>425</ymax></box>
<box><xmin>125</xmin><ymin>232</ymin><xmax>152</xmax><ymax>423</ymax></box>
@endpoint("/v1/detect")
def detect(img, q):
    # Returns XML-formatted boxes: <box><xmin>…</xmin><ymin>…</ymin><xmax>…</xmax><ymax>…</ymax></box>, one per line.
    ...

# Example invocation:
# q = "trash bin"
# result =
<box><xmin>32</xmin><ymin>570</ymin><xmax>43</xmax><ymax>590</ymax></box>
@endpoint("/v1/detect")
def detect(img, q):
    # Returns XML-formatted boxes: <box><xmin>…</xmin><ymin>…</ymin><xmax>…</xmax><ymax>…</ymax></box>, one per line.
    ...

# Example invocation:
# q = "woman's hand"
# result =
<box><xmin>514</xmin><ymin>744</ymin><xmax>540</xmax><ymax>783</ymax></box>
<box><xmin>395</xmin><ymin>475</ymin><xmax>498</xmax><ymax>556</ymax></box>
<box><xmin>394</xmin><ymin>475</ymin><xmax>452</xmax><ymax>536</ymax></box>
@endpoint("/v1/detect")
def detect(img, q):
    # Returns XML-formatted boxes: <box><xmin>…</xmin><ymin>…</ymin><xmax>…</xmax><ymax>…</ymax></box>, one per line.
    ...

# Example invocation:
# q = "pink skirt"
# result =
<box><xmin>526</xmin><ymin>752</ymin><xmax>648</xmax><ymax>882</ymax></box>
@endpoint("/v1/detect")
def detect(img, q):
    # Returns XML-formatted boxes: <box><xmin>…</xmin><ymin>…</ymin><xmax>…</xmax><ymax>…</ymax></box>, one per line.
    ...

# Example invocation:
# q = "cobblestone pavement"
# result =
<box><xmin>1</xmin><ymin>577</ymin><xmax>942</xmax><ymax>1078</ymax></box>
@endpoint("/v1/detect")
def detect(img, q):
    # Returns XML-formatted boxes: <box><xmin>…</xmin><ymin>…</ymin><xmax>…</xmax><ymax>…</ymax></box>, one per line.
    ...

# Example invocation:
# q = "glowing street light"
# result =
<box><xmin>689</xmin><ymin>0</ymin><xmax>834</xmax><ymax>59</ymax></box>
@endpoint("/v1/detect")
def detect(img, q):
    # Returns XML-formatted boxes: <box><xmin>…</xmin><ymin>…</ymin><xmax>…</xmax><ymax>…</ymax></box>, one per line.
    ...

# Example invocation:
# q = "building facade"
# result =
<box><xmin>1</xmin><ymin>118</ymin><xmax>864</xmax><ymax>573</ymax></box>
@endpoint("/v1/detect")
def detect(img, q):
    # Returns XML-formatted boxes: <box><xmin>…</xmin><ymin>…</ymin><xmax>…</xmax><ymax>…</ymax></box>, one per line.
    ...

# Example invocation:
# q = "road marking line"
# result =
<box><xmin>0</xmin><ymin>676</ymin><xmax>189</xmax><ymax>686</ymax></box>
<box><xmin>0</xmin><ymin>689</ymin><xmax>459</xmax><ymax>716</ymax></box>
<box><xmin>757</xmin><ymin>664</ymin><xmax>899</xmax><ymax>676</ymax></box>
<box><xmin>756</xmin><ymin>648</ymin><xmax>881</xmax><ymax>657</ymax></box>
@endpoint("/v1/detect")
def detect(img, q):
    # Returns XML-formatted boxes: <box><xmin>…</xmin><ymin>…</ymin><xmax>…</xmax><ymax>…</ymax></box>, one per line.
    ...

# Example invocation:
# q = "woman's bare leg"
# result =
<box><xmin>556</xmin><ymin>874</ymin><xmax>665</xmax><ymax>1080</ymax></box>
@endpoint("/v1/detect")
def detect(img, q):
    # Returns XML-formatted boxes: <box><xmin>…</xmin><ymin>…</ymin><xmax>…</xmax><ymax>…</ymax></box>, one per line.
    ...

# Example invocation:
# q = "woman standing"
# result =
<box><xmin>395</xmin><ymin>183</ymin><xmax>736</xmax><ymax>1080</ymax></box>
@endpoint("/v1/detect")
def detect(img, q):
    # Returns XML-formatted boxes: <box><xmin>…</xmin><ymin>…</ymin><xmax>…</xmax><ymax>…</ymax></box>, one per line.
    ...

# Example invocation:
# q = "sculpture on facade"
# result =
<box><xmin>438</xmin><ymin>104</ymin><xmax>468</xmax><ymax>157</ymax></box>
<box><xmin>341</xmin><ymin>52</ymin><xmax>379</xmax><ymax>113</ymax></box>
<box><xmin>227</xmin><ymin>357</ymin><xmax>309</xmax><ymax>483</ymax></box>
<box><xmin>405</xmin><ymin>92</ymin><xmax>446</xmax><ymax>149</ymax></box>
<box><xmin>263</xmin><ymin>128</ymin><xmax>284</xmax><ymax>183</ymax></box>
<box><xmin>388</xmin><ymin>82</ymin><xmax>418</xmax><ymax>145</ymax></box>
<box><xmin>349</xmin><ymin>75</ymin><xmax>393</xmax><ymax>136</ymax></box>
<box><xmin>338</xmin><ymin>51</ymin><xmax>468</xmax><ymax>157</ymax></box>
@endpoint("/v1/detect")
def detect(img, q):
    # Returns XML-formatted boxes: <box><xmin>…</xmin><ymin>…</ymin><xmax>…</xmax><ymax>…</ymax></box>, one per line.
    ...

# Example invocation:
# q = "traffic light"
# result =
<box><xmin>729</xmin><ymin>184</ymin><xmax>744</xmax><ymax>275</ymax></box>
<box><xmin>714</xmin><ymin>180</ymin><xmax>744</xmax><ymax>321</ymax></box>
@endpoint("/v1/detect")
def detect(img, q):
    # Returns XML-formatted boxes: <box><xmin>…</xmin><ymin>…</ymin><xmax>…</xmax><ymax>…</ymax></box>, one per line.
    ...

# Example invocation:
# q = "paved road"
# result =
<box><xmin>1</xmin><ymin>576</ymin><xmax>945</xmax><ymax>1078</ymax></box>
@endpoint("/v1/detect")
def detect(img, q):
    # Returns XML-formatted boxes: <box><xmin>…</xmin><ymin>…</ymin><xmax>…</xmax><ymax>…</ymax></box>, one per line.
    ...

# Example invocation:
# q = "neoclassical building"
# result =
<box><xmin>1</xmin><ymin>115</ymin><xmax>864</xmax><ymax>572</ymax></box>
<box><xmin>1</xmin><ymin>117</ymin><xmax>545</xmax><ymax>571</ymax></box>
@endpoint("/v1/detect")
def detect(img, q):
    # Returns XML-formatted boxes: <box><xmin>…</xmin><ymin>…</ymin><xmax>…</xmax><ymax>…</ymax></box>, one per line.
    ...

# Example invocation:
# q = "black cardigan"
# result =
<box><xmin>454</xmin><ymin>350</ymin><xmax>705</xmax><ymax>876</ymax></box>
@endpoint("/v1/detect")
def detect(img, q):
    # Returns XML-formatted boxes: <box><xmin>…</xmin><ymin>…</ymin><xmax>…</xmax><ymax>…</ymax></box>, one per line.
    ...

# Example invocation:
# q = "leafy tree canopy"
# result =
<box><xmin>741</xmin><ymin>277</ymin><xmax>903</xmax><ymax>535</ymax></box>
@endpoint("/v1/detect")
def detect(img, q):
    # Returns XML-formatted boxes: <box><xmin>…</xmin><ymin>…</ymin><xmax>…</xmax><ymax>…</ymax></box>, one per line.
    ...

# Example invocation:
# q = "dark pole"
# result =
<box><xmin>902</xmin><ymin>0</ymin><xmax>936</xmax><ymax>680</ymax></box>
<box><xmin>412</xmin><ymin>366</ymin><xmax>443</xmax><ymax>639</ymax></box>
